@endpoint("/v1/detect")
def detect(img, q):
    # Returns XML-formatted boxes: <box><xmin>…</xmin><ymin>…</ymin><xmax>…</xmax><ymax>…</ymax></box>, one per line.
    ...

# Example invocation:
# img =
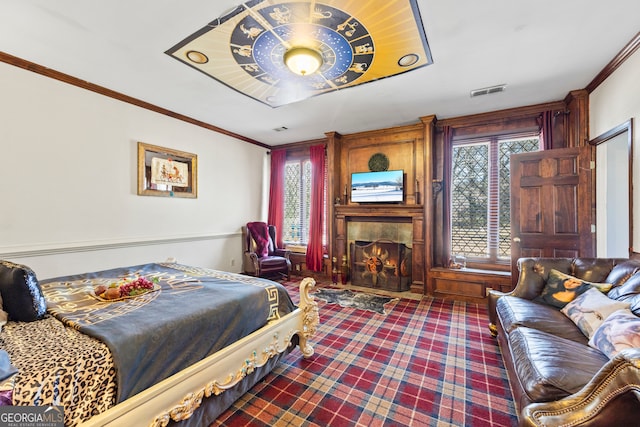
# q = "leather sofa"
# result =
<box><xmin>488</xmin><ymin>257</ymin><xmax>640</xmax><ymax>426</ymax></box>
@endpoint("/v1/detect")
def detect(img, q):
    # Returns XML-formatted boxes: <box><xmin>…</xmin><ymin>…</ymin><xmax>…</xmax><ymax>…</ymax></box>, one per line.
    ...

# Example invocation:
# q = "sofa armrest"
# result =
<box><xmin>487</xmin><ymin>289</ymin><xmax>507</xmax><ymax>336</ymax></box>
<box><xmin>487</xmin><ymin>258</ymin><xmax>572</xmax><ymax>335</ymax></box>
<box><xmin>521</xmin><ymin>348</ymin><xmax>640</xmax><ymax>427</ymax></box>
<box><xmin>509</xmin><ymin>258</ymin><xmax>578</xmax><ymax>300</ymax></box>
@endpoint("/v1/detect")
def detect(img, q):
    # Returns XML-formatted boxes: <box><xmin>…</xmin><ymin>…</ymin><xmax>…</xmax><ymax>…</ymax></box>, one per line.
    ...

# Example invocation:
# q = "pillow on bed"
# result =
<box><xmin>0</xmin><ymin>260</ymin><xmax>47</xmax><ymax>321</ymax></box>
<box><xmin>537</xmin><ymin>269</ymin><xmax>612</xmax><ymax>308</ymax></box>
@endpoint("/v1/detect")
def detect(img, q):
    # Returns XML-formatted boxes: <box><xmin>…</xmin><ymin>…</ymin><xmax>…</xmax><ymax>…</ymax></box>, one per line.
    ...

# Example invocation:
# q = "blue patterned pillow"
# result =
<box><xmin>561</xmin><ymin>288</ymin><xmax>630</xmax><ymax>338</ymax></box>
<box><xmin>589</xmin><ymin>309</ymin><xmax>640</xmax><ymax>358</ymax></box>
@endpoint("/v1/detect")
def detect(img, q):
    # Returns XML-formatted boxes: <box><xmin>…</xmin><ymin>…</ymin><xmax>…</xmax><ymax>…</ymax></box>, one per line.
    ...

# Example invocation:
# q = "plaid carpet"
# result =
<box><xmin>212</xmin><ymin>280</ymin><xmax>517</xmax><ymax>426</ymax></box>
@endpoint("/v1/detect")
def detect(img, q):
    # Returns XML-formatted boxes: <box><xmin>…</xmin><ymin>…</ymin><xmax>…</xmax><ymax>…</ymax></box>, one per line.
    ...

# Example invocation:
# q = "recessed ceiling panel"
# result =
<box><xmin>166</xmin><ymin>0</ymin><xmax>432</xmax><ymax>107</ymax></box>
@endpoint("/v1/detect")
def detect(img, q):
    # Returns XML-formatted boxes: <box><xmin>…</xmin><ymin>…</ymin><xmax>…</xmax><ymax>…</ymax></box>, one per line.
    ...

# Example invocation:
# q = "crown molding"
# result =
<box><xmin>586</xmin><ymin>31</ymin><xmax>640</xmax><ymax>93</ymax></box>
<box><xmin>0</xmin><ymin>51</ymin><xmax>270</xmax><ymax>149</ymax></box>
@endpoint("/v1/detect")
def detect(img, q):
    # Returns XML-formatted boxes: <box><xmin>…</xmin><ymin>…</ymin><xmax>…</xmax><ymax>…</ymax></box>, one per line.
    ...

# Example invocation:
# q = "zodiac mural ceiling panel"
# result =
<box><xmin>166</xmin><ymin>0</ymin><xmax>432</xmax><ymax>107</ymax></box>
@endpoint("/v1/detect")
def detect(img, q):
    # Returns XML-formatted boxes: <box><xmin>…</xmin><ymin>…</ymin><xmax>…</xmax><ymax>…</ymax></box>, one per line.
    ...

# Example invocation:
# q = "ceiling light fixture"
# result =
<box><xmin>283</xmin><ymin>47</ymin><xmax>323</xmax><ymax>76</ymax></box>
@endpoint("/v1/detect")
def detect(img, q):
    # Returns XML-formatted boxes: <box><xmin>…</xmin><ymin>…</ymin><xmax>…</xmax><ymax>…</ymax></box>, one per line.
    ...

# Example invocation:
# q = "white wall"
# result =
<box><xmin>590</xmin><ymin>48</ymin><xmax>640</xmax><ymax>256</ymax></box>
<box><xmin>0</xmin><ymin>61</ymin><xmax>268</xmax><ymax>279</ymax></box>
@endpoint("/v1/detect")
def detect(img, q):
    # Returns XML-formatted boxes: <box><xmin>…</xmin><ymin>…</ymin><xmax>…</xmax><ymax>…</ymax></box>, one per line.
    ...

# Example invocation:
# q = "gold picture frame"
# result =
<box><xmin>137</xmin><ymin>142</ymin><xmax>197</xmax><ymax>198</ymax></box>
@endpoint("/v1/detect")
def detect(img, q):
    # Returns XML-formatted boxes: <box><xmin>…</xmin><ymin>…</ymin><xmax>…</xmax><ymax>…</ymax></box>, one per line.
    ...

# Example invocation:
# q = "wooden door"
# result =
<box><xmin>510</xmin><ymin>146</ymin><xmax>594</xmax><ymax>285</ymax></box>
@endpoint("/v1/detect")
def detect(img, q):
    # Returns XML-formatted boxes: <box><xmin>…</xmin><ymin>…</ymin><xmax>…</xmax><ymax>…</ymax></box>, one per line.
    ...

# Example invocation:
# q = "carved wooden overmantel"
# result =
<box><xmin>327</xmin><ymin>121</ymin><xmax>432</xmax><ymax>293</ymax></box>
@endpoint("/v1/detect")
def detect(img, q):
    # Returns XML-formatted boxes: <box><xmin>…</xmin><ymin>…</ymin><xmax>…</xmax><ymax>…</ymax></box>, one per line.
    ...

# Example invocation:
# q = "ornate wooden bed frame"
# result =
<box><xmin>79</xmin><ymin>277</ymin><xmax>320</xmax><ymax>427</ymax></box>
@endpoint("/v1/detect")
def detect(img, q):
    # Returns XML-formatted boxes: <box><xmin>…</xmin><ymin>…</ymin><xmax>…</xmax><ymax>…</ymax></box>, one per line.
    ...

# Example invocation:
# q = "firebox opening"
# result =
<box><xmin>346</xmin><ymin>218</ymin><xmax>412</xmax><ymax>292</ymax></box>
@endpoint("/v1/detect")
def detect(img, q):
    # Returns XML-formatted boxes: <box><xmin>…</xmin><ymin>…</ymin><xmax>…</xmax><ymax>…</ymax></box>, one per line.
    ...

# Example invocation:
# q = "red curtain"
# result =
<box><xmin>538</xmin><ymin>110</ymin><xmax>553</xmax><ymax>150</ymax></box>
<box><xmin>267</xmin><ymin>149</ymin><xmax>286</xmax><ymax>248</ymax></box>
<box><xmin>442</xmin><ymin>126</ymin><xmax>453</xmax><ymax>267</ymax></box>
<box><xmin>306</xmin><ymin>144</ymin><xmax>326</xmax><ymax>272</ymax></box>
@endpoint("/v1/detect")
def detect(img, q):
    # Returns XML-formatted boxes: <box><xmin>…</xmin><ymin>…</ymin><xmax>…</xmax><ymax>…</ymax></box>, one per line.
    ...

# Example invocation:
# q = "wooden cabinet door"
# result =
<box><xmin>510</xmin><ymin>146</ymin><xmax>594</xmax><ymax>285</ymax></box>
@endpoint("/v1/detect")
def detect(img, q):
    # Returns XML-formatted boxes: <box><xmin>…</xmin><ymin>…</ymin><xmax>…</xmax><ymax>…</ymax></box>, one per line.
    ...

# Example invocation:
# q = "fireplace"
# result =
<box><xmin>334</xmin><ymin>205</ymin><xmax>425</xmax><ymax>293</ymax></box>
<box><xmin>350</xmin><ymin>240</ymin><xmax>412</xmax><ymax>291</ymax></box>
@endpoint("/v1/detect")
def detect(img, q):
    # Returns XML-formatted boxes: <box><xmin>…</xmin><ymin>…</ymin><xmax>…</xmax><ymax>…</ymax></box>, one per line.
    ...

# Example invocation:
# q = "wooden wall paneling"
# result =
<box><xmin>326</xmin><ymin>131</ymin><xmax>342</xmax><ymax>266</ymax></box>
<box><xmin>438</xmin><ymin>101</ymin><xmax>566</xmax><ymax>129</ymax></box>
<box><xmin>550</xmin><ymin>107</ymin><xmax>569</xmax><ymax>149</ymax></box>
<box><xmin>431</xmin><ymin>128</ymin><xmax>445</xmax><ymax>271</ymax></box>
<box><xmin>410</xmin><ymin>214</ymin><xmax>425</xmax><ymax>293</ymax></box>
<box><xmin>325</xmin><ymin>93</ymin><xmax>589</xmax><ymax>298</ymax></box>
<box><xmin>427</xmin><ymin>96</ymin><xmax>589</xmax><ymax>299</ymax></box>
<box><xmin>334</xmin><ymin>212</ymin><xmax>346</xmax><ymax>269</ymax></box>
<box><xmin>331</xmin><ymin>123</ymin><xmax>427</xmax><ymax>292</ymax></box>
<box><xmin>421</xmin><ymin>115</ymin><xmax>436</xmax><ymax>294</ymax></box>
<box><xmin>564</xmin><ymin>89</ymin><xmax>589</xmax><ymax>147</ymax></box>
<box><xmin>339</xmin><ymin>123</ymin><xmax>423</xmax><ymax>207</ymax></box>
<box><xmin>430</xmin><ymin>268</ymin><xmax>512</xmax><ymax>304</ymax></box>
<box><xmin>346</xmin><ymin>140</ymin><xmax>417</xmax><ymax>202</ymax></box>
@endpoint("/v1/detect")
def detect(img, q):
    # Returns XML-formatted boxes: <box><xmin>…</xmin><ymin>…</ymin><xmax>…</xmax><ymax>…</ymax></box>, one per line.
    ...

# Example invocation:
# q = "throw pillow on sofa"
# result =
<box><xmin>537</xmin><ymin>269</ymin><xmax>612</xmax><ymax>308</ymax></box>
<box><xmin>589</xmin><ymin>308</ymin><xmax>640</xmax><ymax>358</ymax></box>
<box><xmin>561</xmin><ymin>288</ymin><xmax>630</xmax><ymax>338</ymax></box>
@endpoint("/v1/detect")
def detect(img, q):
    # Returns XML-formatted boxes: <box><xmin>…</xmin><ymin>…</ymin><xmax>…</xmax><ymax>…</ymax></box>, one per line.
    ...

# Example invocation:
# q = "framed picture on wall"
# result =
<box><xmin>137</xmin><ymin>142</ymin><xmax>197</xmax><ymax>198</ymax></box>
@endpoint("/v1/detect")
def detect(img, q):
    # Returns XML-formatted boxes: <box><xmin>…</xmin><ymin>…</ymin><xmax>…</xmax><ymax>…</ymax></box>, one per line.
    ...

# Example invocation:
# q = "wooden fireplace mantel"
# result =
<box><xmin>334</xmin><ymin>204</ymin><xmax>423</xmax><ymax>217</ymax></box>
<box><xmin>334</xmin><ymin>204</ymin><xmax>425</xmax><ymax>293</ymax></box>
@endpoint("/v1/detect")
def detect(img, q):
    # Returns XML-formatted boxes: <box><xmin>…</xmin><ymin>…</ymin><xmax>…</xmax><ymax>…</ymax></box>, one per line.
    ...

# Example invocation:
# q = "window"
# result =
<box><xmin>283</xmin><ymin>159</ymin><xmax>312</xmax><ymax>244</ymax></box>
<box><xmin>450</xmin><ymin>135</ymin><xmax>540</xmax><ymax>266</ymax></box>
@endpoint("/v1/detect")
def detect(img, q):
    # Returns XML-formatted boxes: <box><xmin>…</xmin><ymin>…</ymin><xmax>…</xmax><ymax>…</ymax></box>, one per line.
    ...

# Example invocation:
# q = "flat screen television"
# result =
<box><xmin>351</xmin><ymin>170</ymin><xmax>404</xmax><ymax>203</ymax></box>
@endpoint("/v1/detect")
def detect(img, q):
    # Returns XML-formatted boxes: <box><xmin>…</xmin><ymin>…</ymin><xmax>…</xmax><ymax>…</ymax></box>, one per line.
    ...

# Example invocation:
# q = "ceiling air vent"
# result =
<box><xmin>470</xmin><ymin>84</ymin><xmax>507</xmax><ymax>98</ymax></box>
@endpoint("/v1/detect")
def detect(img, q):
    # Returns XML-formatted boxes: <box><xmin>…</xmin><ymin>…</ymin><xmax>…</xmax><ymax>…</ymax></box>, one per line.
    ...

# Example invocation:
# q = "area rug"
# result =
<box><xmin>213</xmin><ymin>284</ymin><xmax>517</xmax><ymax>426</ymax></box>
<box><xmin>313</xmin><ymin>288</ymin><xmax>398</xmax><ymax>315</ymax></box>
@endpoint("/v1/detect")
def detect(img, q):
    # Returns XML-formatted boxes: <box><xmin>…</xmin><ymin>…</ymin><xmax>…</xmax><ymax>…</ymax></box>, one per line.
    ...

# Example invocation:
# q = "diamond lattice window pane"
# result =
<box><xmin>283</xmin><ymin>162</ymin><xmax>302</xmax><ymax>242</ymax></box>
<box><xmin>451</xmin><ymin>143</ymin><xmax>489</xmax><ymax>257</ymax></box>
<box><xmin>451</xmin><ymin>137</ymin><xmax>539</xmax><ymax>262</ymax></box>
<box><xmin>283</xmin><ymin>160</ymin><xmax>312</xmax><ymax>244</ymax></box>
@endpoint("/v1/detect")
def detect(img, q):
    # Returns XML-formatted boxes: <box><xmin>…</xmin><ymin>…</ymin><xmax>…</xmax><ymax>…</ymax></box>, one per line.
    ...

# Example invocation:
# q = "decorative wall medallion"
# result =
<box><xmin>368</xmin><ymin>152</ymin><xmax>389</xmax><ymax>171</ymax></box>
<box><xmin>166</xmin><ymin>0</ymin><xmax>432</xmax><ymax>107</ymax></box>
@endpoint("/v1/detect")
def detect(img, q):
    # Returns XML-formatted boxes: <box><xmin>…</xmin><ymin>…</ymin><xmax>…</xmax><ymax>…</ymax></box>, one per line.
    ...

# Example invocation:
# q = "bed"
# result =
<box><xmin>0</xmin><ymin>261</ymin><xmax>320</xmax><ymax>426</ymax></box>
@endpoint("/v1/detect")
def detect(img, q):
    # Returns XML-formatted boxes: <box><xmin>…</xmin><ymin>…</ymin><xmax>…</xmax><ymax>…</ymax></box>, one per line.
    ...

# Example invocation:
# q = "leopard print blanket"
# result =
<box><xmin>0</xmin><ymin>315</ymin><xmax>117</xmax><ymax>426</ymax></box>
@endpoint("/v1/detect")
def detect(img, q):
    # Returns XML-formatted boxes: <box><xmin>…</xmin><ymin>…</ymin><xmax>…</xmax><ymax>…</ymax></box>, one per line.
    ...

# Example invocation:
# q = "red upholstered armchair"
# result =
<box><xmin>242</xmin><ymin>222</ymin><xmax>291</xmax><ymax>280</ymax></box>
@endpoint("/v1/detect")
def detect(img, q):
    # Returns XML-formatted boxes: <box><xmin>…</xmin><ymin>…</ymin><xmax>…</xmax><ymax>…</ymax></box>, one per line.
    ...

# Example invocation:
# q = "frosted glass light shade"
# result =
<box><xmin>284</xmin><ymin>47</ymin><xmax>322</xmax><ymax>76</ymax></box>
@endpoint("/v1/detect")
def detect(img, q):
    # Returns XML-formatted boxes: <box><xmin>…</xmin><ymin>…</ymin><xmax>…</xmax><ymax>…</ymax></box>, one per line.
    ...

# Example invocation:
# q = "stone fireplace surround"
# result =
<box><xmin>334</xmin><ymin>205</ymin><xmax>425</xmax><ymax>293</ymax></box>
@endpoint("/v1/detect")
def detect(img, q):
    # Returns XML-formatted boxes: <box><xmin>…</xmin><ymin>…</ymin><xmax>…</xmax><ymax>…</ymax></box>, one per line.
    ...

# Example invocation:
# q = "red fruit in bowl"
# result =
<box><xmin>94</xmin><ymin>285</ymin><xmax>107</xmax><ymax>296</ymax></box>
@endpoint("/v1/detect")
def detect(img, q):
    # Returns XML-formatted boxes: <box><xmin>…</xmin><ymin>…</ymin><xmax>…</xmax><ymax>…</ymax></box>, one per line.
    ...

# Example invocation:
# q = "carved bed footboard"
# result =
<box><xmin>79</xmin><ymin>277</ymin><xmax>319</xmax><ymax>427</ymax></box>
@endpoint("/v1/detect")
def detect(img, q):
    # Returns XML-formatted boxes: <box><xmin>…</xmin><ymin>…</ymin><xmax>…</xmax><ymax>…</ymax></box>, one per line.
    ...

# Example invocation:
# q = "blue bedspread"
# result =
<box><xmin>40</xmin><ymin>263</ymin><xmax>295</xmax><ymax>402</ymax></box>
